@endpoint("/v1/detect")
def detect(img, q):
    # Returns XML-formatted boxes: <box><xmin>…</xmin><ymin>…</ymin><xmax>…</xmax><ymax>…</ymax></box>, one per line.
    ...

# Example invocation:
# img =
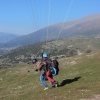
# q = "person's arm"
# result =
<box><xmin>35</xmin><ymin>61</ymin><xmax>43</xmax><ymax>71</ymax></box>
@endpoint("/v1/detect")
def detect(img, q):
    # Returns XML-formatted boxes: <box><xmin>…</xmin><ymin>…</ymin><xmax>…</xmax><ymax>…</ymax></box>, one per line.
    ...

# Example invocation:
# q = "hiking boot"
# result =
<box><xmin>44</xmin><ymin>87</ymin><xmax>48</xmax><ymax>90</ymax></box>
<box><xmin>53</xmin><ymin>81</ymin><xmax>58</xmax><ymax>87</ymax></box>
<box><xmin>55</xmin><ymin>83</ymin><xmax>58</xmax><ymax>87</ymax></box>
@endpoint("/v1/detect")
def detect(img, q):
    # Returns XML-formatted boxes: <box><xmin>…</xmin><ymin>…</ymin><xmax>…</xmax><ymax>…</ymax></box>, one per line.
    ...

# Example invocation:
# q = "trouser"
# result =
<box><xmin>46</xmin><ymin>70</ymin><xmax>55</xmax><ymax>83</ymax></box>
<box><xmin>40</xmin><ymin>72</ymin><xmax>48</xmax><ymax>88</ymax></box>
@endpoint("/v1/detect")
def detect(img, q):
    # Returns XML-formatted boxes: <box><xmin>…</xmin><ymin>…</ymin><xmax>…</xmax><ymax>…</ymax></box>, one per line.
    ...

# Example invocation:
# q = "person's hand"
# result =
<box><xmin>42</xmin><ymin>61</ymin><xmax>46</xmax><ymax>65</ymax></box>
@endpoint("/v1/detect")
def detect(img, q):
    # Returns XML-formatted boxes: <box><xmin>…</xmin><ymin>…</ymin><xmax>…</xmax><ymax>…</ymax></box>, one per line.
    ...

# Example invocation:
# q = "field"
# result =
<box><xmin>0</xmin><ymin>51</ymin><xmax>100</xmax><ymax>100</ymax></box>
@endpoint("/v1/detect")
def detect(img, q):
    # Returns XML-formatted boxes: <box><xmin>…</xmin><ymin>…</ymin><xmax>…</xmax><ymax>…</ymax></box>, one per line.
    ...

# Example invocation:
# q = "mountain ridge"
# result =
<box><xmin>0</xmin><ymin>14</ymin><xmax>100</xmax><ymax>48</ymax></box>
<box><xmin>0</xmin><ymin>32</ymin><xmax>19</xmax><ymax>43</ymax></box>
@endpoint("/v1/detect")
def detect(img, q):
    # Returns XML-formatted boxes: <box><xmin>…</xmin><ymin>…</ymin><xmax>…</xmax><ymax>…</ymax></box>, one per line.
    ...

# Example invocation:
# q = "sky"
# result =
<box><xmin>0</xmin><ymin>0</ymin><xmax>100</xmax><ymax>36</ymax></box>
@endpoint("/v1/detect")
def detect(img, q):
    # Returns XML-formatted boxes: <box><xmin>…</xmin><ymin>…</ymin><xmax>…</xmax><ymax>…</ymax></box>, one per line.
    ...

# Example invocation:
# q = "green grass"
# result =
<box><xmin>0</xmin><ymin>52</ymin><xmax>100</xmax><ymax>100</ymax></box>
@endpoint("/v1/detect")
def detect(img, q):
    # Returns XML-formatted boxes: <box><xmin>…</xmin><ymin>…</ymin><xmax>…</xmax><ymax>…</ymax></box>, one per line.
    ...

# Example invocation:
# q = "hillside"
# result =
<box><xmin>0</xmin><ymin>32</ymin><xmax>19</xmax><ymax>54</ymax></box>
<box><xmin>0</xmin><ymin>14</ymin><xmax>100</xmax><ymax>48</ymax></box>
<box><xmin>0</xmin><ymin>36</ymin><xmax>100</xmax><ymax>68</ymax></box>
<box><xmin>0</xmin><ymin>51</ymin><xmax>100</xmax><ymax>100</ymax></box>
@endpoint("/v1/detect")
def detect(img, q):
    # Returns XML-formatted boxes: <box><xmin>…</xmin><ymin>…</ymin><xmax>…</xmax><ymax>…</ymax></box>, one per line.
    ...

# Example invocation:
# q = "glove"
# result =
<box><xmin>35</xmin><ymin>69</ymin><xmax>38</xmax><ymax>71</ymax></box>
<box><xmin>28</xmin><ymin>70</ymin><xmax>30</xmax><ymax>72</ymax></box>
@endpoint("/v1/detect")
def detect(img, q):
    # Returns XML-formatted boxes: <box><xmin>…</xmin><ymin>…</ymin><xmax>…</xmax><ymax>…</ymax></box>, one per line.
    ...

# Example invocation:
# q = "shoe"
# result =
<box><xmin>53</xmin><ymin>81</ymin><xmax>58</xmax><ymax>87</ymax></box>
<box><xmin>44</xmin><ymin>87</ymin><xmax>48</xmax><ymax>90</ymax></box>
<box><xmin>55</xmin><ymin>83</ymin><xmax>58</xmax><ymax>87</ymax></box>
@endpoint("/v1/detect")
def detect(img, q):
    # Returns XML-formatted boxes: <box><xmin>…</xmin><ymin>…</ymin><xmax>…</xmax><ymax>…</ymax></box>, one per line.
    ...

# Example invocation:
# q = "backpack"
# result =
<box><xmin>50</xmin><ymin>59</ymin><xmax>59</xmax><ymax>76</ymax></box>
<box><xmin>42</xmin><ymin>57</ymin><xmax>59</xmax><ymax>76</ymax></box>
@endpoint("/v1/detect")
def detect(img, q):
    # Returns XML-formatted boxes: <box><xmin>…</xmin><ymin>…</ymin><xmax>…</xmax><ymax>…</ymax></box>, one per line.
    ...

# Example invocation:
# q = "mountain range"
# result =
<box><xmin>0</xmin><ymin>14</ymin><xmax>100</xmax><ymax>48</ymax></box>
<box><xmin>0</xmin><ymin>32</ymin><xmax>19</xmax><ymax>43</ymax></box>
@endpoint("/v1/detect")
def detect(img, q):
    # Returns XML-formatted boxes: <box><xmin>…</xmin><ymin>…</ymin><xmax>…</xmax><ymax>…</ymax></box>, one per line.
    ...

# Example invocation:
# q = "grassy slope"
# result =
<box><xmin>0</xmin><ymin>52</ymin><xmax>100</xmax><ymax>100</ymax></box>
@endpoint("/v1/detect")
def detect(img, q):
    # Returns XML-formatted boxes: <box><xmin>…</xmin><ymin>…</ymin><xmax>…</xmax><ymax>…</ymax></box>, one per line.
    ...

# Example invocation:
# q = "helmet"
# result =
<box><xmin>43</xmin><ymin>53</ymin><xmax>48</xmax><ymax>58</ymax></box>
<box><xmin>32</xmin><ymin>59</ymin><xmax>37</xmax><ymax>64</ymax></box>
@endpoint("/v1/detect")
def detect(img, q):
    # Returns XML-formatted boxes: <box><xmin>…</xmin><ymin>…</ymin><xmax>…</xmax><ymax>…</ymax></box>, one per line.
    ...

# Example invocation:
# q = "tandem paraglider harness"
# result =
<box><xmin>50</xmin><ymin>59</ymin><xmax>59</xmax><ymax>76</ymax></box>
<box><xmin>32</xmin><ymin>52</ymin><xmax>59</xmax><ymax>77</ymax></box>
<box><xmin>42</xmin><ymin>52</ymin><xmax>59</xmax><ymax>76</ymax></box>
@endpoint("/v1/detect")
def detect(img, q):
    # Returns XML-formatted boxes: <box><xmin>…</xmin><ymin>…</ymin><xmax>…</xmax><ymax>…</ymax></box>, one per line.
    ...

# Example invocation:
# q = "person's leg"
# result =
<box><xmin>46</xmin><ymin>71</ymin><xmax>55</xmax><ymax>83</ymax></box>
<box><xmin>46</xmin><ymin>70</ymin><xmax>58</xmax><ymax>87</ymax></box>
<box><xmin>40</xmin><ymin>72</ymin><xmax>48</xmax><ymax>88</ymax></box>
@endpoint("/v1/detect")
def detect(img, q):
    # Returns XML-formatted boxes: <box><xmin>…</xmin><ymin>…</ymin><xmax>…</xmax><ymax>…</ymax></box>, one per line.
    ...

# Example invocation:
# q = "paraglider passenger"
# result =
<box><xmin>32</xmin><ymin>59</ymin><xmax>48</xmax><ymax>90</ymax></box>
